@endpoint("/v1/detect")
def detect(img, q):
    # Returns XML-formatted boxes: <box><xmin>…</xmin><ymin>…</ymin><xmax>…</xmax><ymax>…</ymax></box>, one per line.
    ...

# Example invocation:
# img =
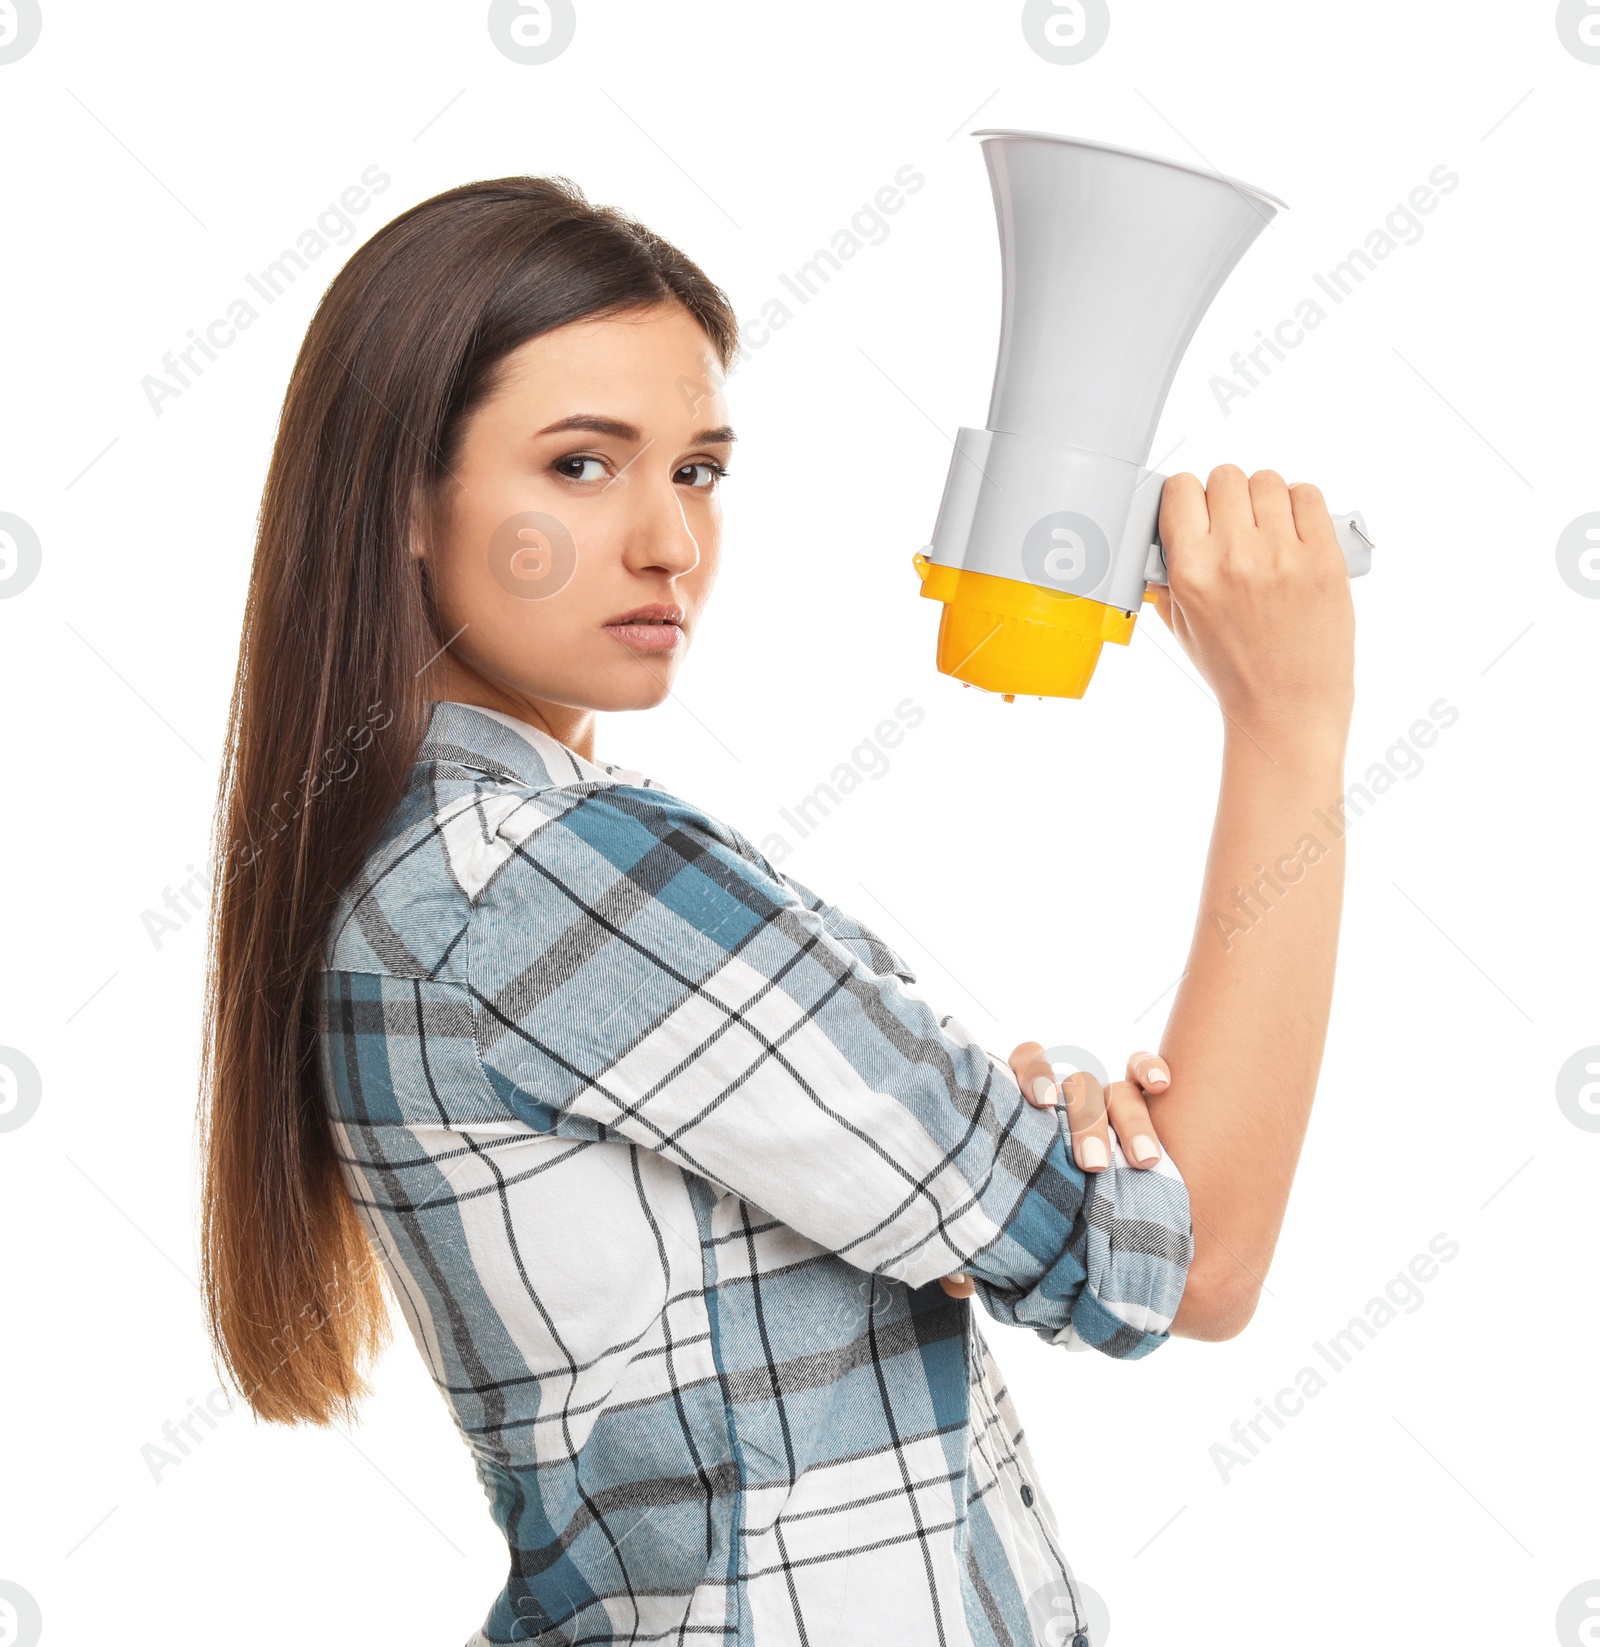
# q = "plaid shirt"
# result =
<box><xmin>319</xmin><ymin>699</ymin><xmax>1193</xmax><ymax>1646</ymax></box>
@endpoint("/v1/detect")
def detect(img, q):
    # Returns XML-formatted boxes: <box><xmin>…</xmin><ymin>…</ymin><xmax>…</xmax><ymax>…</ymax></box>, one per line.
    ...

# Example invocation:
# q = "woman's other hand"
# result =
<box><xmin>938</xmin><ymin>1044</ymin><xmax>1172</xmax><ymax>1299</ymax></box>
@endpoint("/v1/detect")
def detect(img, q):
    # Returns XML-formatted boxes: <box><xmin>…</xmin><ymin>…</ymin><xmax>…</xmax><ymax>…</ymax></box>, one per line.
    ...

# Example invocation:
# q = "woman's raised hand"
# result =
<box><xmin>938</xmin><ymin>1044</ymin><xmax>1172</xmax><ymax>1299</ymax></box>
<box><xmin>1145</xmin><ymin>465</ymin><xmax>1356</xmax><ymax>745</ymax></box>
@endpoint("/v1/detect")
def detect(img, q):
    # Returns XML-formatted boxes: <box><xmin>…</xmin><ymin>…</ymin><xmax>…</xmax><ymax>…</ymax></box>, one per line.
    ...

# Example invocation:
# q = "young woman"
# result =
<box><xmin>199</xmin><ymin>175</ymin><xmax>1353</xmax><ymax>1646</ymax></box>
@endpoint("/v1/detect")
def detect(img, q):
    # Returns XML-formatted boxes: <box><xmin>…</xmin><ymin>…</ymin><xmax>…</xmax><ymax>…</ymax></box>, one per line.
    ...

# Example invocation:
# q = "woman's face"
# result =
<box><xmin>417</xmin><ymin>300</ymin><xmax>732</xmax><ymax>736</ymax></box>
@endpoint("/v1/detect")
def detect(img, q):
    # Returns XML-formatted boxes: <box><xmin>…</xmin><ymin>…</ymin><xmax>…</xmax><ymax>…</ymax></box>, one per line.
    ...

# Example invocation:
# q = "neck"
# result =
<box><xmin>422</xmin><ymin>653</ymin><xmax>597</xmax><ymax>762</ymax></box>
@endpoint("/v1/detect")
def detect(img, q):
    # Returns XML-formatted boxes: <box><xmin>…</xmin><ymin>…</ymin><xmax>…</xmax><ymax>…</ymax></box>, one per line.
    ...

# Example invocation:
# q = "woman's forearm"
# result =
<box><xmin>1151</xmin><ymin>721</ymin><xmax>1350</xmax><ymax>1340</ymax></box>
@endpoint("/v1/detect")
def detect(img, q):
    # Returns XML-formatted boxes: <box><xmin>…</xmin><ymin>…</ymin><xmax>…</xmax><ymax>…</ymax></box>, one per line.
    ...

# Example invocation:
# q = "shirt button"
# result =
<box><xmin>1019</xmin><ymin>1483</ymin><xmax>1034</xmax><ymax>1506</ymax></box>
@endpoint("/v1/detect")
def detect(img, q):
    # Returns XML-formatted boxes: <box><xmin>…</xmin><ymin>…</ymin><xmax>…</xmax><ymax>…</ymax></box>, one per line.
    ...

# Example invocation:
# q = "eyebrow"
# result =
<box><xmin>535</xmin><ymin>414</ymin><xmax>736</xmax><ymax>446</ymax></box>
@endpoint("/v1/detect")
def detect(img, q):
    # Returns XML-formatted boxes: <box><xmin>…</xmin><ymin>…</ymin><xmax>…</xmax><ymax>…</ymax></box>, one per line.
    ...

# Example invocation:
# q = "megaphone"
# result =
<box><xmin>914</xmin><ymin>129</ymin><xmax>1373</xmax><ymax>700</ymax></box>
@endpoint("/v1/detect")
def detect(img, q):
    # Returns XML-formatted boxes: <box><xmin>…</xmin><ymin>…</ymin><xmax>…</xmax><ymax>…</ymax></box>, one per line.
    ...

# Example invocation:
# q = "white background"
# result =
<box><xmin>1</xmin><ymin>3</ymin><xmax>1597</xmax><ymax>1643</ymax></box>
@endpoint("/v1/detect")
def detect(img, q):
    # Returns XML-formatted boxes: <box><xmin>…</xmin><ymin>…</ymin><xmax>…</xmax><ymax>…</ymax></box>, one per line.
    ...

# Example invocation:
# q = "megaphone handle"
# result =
<box><xmin>1142</xmin><ymin>510</ymin><xmax>1375</xmax><ymax>586</ymax></box>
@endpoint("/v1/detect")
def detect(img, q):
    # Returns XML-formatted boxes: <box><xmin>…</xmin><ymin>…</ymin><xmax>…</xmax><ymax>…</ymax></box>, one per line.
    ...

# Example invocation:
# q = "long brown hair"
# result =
<box><xmin>199</xmin><ymin>175</ymin><xmax>739</xmax><ymax>1426</ymax></box>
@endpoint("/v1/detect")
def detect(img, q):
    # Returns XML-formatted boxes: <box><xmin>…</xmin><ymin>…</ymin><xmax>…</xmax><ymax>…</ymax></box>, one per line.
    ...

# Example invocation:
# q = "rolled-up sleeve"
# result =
<box><xmin>467</xmin><ymin>780</ymin><xmax>1194</xmax><ymax>1360</ymax></box>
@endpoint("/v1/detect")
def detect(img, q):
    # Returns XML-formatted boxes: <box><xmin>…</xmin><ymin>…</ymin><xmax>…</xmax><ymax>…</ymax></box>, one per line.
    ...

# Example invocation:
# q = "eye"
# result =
<box><xmin>552</xmin><ymin>455</ymin><xmax>609</xmax><ymax>483</ymax></box>
<box><xmin>677</xmin><ymin>460</ymin><xmax>729</xmax><ymax>490</ymax></box>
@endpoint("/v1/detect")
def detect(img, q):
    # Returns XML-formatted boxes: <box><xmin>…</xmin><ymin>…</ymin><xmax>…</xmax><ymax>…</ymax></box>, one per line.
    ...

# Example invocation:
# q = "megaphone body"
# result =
<box><xmin>916</xmin><ymin>129</ymin><xmax>1373</xmax><ymax>700</ymax></box>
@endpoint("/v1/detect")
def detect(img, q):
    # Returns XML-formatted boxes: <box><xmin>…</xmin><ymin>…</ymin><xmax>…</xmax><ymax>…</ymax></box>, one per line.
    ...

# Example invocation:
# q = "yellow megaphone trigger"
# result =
<box><xmin>912</xmin><ymin>551</ymin><xmax>1138</xmax><ymax>700</ymax></box>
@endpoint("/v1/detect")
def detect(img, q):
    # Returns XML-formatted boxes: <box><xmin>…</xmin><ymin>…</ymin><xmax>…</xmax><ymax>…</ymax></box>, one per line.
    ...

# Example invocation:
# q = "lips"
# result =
<box><xmin>603</xmin><ymin>602</ymin><xmax>685</xmax><ymax>654</ymax></box>
<box><xmin>604</xmin><ymin>602</ymin><xmax>684</xmax><ymax>627</ymax></box>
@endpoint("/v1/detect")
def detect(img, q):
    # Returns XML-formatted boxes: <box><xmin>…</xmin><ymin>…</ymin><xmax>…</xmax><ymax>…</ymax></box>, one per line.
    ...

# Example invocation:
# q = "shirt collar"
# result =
<box><xmin>419</xmin><ymin>699</ymin><xmax>655</xmax><ymax>792</ymax></box>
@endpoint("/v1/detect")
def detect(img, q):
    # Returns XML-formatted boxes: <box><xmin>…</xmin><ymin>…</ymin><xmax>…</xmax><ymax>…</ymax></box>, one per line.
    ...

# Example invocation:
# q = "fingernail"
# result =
<box><xmin>1132</xmin><ymin>1133</ymin><xmax>1161</xmax><ymax>1164</ymax></box>
<box><xmin>1079</xmin><ymin>1135</ymin><xmax>1109</xmax><ymax>1170</ymax></box>
<box><xmin>1032</xmin><ymin>1075</ymin><xmax>1059</xmax><ymax>1107</ymax></box>
<box><xmin>1148</xmin><ymin>1065</ymin><xmax>1168</xmax><ymax>1086</ymax></box>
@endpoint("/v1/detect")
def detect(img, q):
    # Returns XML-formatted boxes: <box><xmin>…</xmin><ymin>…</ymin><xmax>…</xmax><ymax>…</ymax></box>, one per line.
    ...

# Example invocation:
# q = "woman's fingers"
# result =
<box><xmin>1009</xmin><ymin>1041</ymin><xmax>1110</xmax><ymax>1171</ymax></box>
<box><xmin>1206</xmin><ymin>462</ymin><xmax>1256</xmax><ymax>535</ymax></box>
<box><xmin>1127</xmin><ymin>1049</ymin><xmax>1170</xmax><ymax>1095</ymax></box>
<box><xmin>1105</xmin><ymin>1084</ymin><xmax>1163</xmax><ymax>1168</ymax></box>
<box><xmin>1008</xmin><ymin>1040</ymin><xmax>1060</xmax><ymax>1109</ymax></box>
<box><xmin>1007</xmin><ymin>1045</ymin><xmax>1170</xmax><ymax>1173</ymax></box>
<box><xmin>1114</xmin><ymin>1051</ymin><xmax>1170</xmax><ymax>1169</ymax></box>
<box><xmin>1158</xmin><ymin>470</ymin><xmax>1211</xmax><ymax>561</ymax></box>
<box><xmin>1248</xmin><ymin>467</ymin><xmax>1296</xmax><ymax>543</ymax></box>
<box><xmin>1061</xmin><ymin>1069</ymin><xmax>1111</xmax><ymax>1171</ymax></box>
<box><xmin>947</xmin><ymin>1048</ymin><xmax>1171</xmax><ymax>1297</ymax></box>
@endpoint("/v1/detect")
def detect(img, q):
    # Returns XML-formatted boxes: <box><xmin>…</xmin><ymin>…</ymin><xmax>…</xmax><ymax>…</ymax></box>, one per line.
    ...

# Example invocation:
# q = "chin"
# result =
<box><xmin>588</xmin><ymin>671</ymin><xmax>677</xmax><ymax>713</ymax></box>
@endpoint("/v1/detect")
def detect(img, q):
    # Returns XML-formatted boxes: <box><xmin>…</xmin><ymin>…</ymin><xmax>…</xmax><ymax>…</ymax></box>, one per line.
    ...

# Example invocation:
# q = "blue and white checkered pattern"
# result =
<box><xmin>318</xmin><ymin>699</ymin><xmax>1193</xmax><ymax>1646</ymax></box>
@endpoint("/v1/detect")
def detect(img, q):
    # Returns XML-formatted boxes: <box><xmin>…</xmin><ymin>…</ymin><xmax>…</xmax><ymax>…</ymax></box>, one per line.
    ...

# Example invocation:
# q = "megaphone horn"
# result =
<box><xmin>915</xmin><ymin>129</ymin><xmax>1373</xmax><ymax>701</ymax></box>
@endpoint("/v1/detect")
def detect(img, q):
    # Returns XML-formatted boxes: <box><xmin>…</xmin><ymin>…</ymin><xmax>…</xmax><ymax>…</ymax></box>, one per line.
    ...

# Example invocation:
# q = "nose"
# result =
<box><xmin>622</xmin><ymin>474</ymin><xmax>701</xmax><ymax>578</ymax></box>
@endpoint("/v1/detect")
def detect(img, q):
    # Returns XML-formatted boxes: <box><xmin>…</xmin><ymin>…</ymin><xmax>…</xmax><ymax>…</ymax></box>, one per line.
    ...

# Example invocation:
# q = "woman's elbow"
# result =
<box><xmin>1169</xmin><ymin>1264</ymin><xmax>1262</xmax><ymax>1342</ymax></box>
